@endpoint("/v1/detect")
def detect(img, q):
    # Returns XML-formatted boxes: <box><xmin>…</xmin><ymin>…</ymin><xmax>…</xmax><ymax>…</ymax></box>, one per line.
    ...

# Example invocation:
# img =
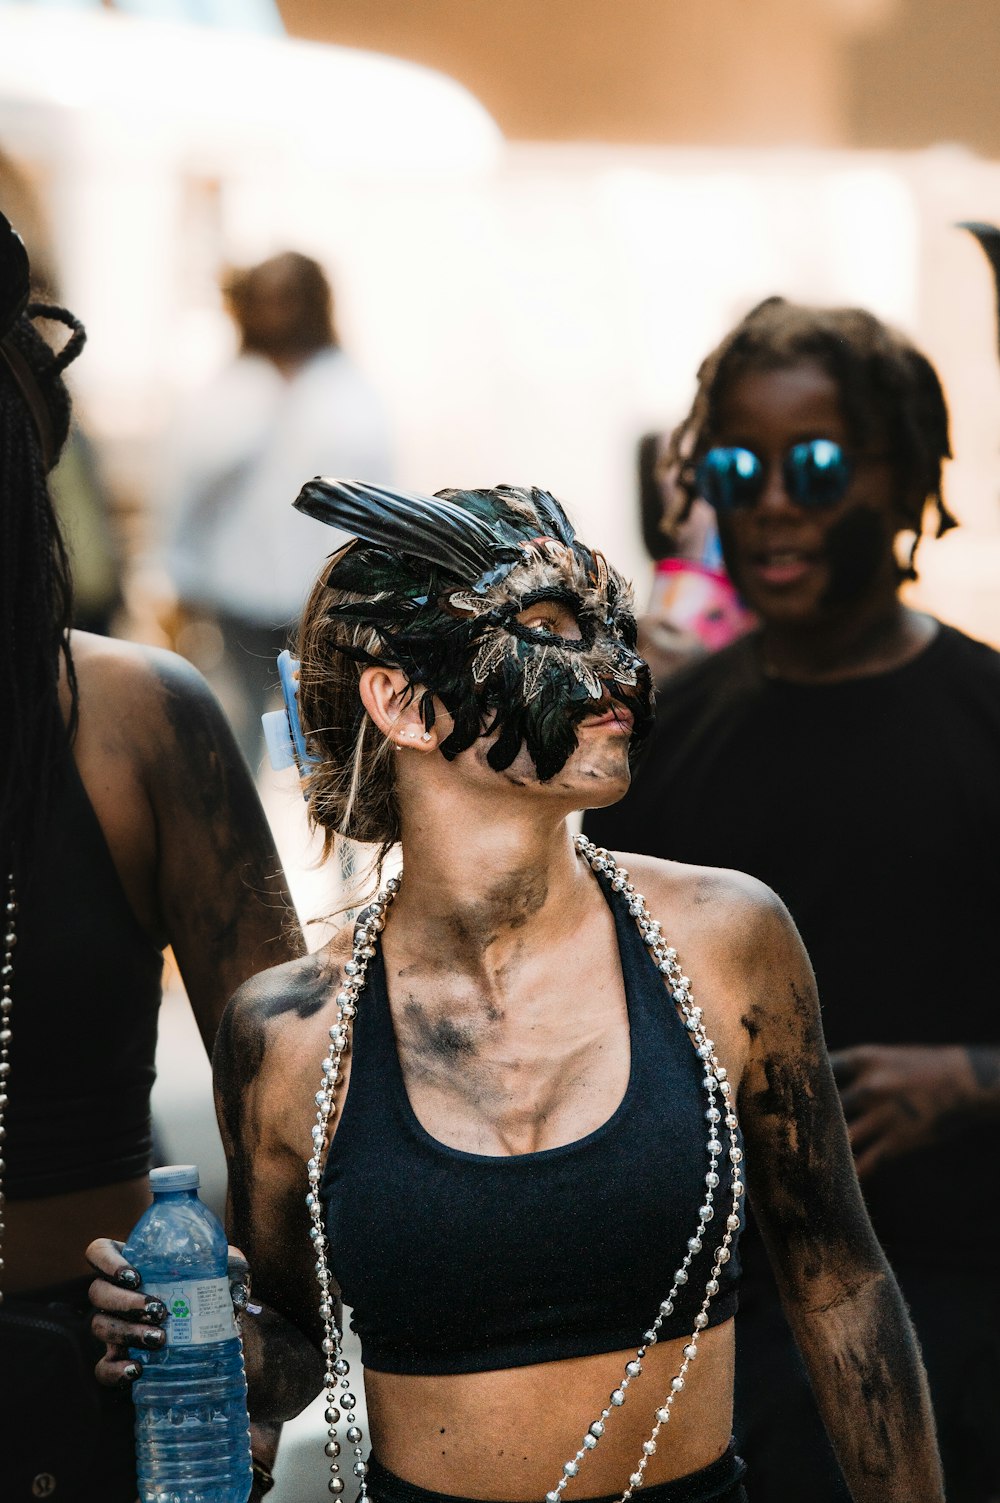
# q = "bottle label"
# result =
<box><xmin>143</xmin><ymin>1276</ymin><xmax>238</xmax><ymax>1346</ymax></box>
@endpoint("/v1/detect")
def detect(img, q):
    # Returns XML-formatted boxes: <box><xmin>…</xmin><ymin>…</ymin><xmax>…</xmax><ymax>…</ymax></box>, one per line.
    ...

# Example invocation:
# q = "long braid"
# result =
<box><xmin>0</xmin><ymin>304</ymin><xmax>84</xmax><ymax>884</ymax></box>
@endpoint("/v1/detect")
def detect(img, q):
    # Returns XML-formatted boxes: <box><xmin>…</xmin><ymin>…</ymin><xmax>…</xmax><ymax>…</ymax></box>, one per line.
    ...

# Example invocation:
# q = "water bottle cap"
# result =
<box><xmin>149</xmin><ymin>1164</ymin><xmax>200</xmax><ymax>1192</ymax></box>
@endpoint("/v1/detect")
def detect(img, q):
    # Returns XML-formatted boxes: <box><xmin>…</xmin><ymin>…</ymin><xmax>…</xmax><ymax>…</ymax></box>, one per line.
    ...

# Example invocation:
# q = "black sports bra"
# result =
<box><xmin>320</xmin><ymin>868</ymin><xmax>742</xmax><ymax>1375</ymax></box>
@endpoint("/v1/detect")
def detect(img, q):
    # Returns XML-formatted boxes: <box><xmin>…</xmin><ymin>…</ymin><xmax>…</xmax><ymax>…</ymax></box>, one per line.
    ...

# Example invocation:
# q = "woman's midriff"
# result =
<box><xmin>5</xmin><ymin>1174</ymin><xmax>152</xmax><ymax>1292</ymax></box>
<box><xmin>364</xmin><ymin>1318</ymin><xmax>735</xmax><ymax>1501</ymax></box>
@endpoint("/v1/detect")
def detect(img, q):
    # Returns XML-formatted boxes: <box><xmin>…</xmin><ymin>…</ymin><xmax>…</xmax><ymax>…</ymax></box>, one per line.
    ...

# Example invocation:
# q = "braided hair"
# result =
<box><xmin>664</xmin><ymin>296</ymin><xmax>956</xmax><ymax>577</ymax></box>
<box><xmin>0</xmin><ymin>302</ymin><xmax>86</xmax><ymax>879</ymax></box>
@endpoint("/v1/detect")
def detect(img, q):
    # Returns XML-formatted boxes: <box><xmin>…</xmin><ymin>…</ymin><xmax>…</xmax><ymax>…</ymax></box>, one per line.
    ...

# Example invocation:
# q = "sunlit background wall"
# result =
<box><xmin>3</xmin><ymin>2</ymin><xmax>998</xmax><ymax>1495</ymax></box>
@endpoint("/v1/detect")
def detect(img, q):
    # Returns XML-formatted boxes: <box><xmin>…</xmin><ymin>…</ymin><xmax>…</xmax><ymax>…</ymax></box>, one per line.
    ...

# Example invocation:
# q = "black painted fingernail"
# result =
<box><xmin>143</xmin><ymin>1298</ymin><xmax>168</xmax><ymax>1324</ymax></box>
<box><xmin>122</xmin><ymin>1362</ymin><xmax>142</xmax><ymax>1383</ymax></box>
<box><xmin>141</xmin><ymin>1327</ymin><xmax>166</xmax><ymax>1349</ymax></box>
<box><xmin>118</xmin><ymin>1268</ymin><xmax>141</xmax><ymax>1290</ymax></box>
<box><xmin>230</xmin><ymin>1282</ymin><xmax>250</xmax><ymax>1311</ymax></box>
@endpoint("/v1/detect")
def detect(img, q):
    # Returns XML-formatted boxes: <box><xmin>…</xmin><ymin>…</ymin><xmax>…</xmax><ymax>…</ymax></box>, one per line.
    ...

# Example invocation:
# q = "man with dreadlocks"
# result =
<box><xmin>585</xmin><ymin>297</ymin><xmax>1000</xmax><ymax>1503</ymax></box>
<box><xmin>93</xmin><ymin>475</ymin><xmax>943</xmax><ymax>1502</ymax></box>
<box><xmin>0</xmin><ymin>212</ymin><xmax>301</xmax><ymax>1500</ymax></box>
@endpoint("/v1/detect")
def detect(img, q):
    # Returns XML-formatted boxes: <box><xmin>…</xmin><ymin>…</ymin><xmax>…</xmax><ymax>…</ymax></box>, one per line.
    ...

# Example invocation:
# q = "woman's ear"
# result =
<box><xmin>359</xmin><ymin>666</ymin><xmax>438</xmax><ymax>750</ymax></box>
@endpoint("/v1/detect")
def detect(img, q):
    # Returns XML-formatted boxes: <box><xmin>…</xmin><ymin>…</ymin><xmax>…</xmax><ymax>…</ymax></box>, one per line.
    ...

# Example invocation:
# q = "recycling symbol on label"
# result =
<box><xmin>171</xmin><ymin>1297</ymin><xmax>191</xmax><ymax>1319</ymax></box>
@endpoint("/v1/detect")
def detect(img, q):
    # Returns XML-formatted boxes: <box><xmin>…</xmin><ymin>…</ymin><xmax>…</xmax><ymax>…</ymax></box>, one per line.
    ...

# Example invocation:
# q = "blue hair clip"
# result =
<box><xmin>262</xmin><ymin>651</ymin><xmax>319</xmax><ymax>783</ymax></box>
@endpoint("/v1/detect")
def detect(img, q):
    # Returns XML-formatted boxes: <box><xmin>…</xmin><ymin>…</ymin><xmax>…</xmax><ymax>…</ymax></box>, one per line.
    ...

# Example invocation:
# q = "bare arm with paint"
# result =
<box><xmin>123</xmin><ymin>643</ymin><xmax>304</xmax><ymax>1040</ymax></box>
<box><xmin>211</xmin><ymin>954</ymin><xmax>343</xmax><ymax>1421</ymax></box>
<box><xmin>69</xmin><ymin>634</ymin><xmax>304</xmax><ymax>1045</ymax></box>
<box><xmin>737</xmin><ymin>887</ymin><xmax>943</xmax><ymax>1502</ymax></box>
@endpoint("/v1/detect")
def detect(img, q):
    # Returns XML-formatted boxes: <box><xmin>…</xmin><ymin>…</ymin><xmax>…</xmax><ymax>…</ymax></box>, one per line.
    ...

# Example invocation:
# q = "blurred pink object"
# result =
<box><xmin>648</xmin><ymin>558</ymin><xmax>755</xmax><ymax>652</ymax></box>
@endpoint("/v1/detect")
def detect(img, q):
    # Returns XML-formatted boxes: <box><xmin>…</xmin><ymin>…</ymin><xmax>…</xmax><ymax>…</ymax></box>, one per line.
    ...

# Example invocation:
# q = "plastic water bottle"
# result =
<box><xmin>125</xmin><ymin>1165</ymin><xmax>253</xmax><ymax>1503</ymax></box>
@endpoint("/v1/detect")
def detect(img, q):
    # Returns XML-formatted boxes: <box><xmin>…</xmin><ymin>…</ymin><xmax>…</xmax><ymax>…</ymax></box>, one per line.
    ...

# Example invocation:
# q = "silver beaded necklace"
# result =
<box><xmin>305</xmin><ymin>834</ymin><xmax>744</xmax><ymax>1501</ymax></box>
<box><xmin>0</xmin><ymin>871</ymin><xmax>16</xmax><ymax>1305</ymax></box>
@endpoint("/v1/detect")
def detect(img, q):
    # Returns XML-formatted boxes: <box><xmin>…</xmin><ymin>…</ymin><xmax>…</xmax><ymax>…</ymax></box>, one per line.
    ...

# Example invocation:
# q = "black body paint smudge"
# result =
<box><xmin>403</xmin><ymin>1001</ymin><xmax>478</xmax><ymax>1061</ymax></box>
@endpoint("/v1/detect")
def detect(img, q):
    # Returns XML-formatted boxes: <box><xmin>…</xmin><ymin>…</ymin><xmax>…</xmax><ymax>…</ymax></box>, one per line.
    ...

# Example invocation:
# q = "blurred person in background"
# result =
<box><xmin>0</xmin><ymin>211</ymin><xmax>302</xmax><ymax>1501</ymax></box>
<box><xmin>636</xmin><ymin>431</ymin><xmax>753</xmax><ymax>687</ymax></box>
<box><xmin>584</xmin><ymin>297</ymin><xmax>1000</xmax><ymax>1503</ymax></box>
<box><xmin>159</xmin><ymin>250</ymin><xmax>394</xmax><ymax>765</ymax></box>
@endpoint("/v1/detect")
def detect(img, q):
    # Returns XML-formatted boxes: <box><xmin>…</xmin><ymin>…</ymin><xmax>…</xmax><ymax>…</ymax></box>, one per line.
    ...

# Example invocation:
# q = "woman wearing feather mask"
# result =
<box><xmin>91</xmin><ymin>480</ymin><xmax>943</xmax><ymax>1503</ymax></box>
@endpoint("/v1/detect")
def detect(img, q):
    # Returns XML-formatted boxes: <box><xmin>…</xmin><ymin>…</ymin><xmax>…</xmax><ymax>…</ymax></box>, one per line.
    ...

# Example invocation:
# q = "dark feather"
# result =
<box><xmin>296</xmin><ymin>479</ymin><xmax>521</xmax><ymax>585</ymax></box>
<box><xmin>518</xmin><ymin>486</ymin><xmax>577</xmax><ymax>547</ymax></box>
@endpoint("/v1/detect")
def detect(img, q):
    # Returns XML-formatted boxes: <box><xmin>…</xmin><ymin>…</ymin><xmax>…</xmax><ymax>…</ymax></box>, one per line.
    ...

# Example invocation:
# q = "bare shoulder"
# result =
<box><xmin>67</xmin><ymin>632</ymin><xmax>294</xmax><ymax>968</ymax></box>
<box><xmin>219</xmin><ymin>947</ymin><xmax>338</xmax><ymax>1055</ymax></box>
<box><xmin>610</xmin><ymin>849</ymin><xmax>795</xmax><ymax>959</ymax></box>
<box><xmin>216</xmin><ymin>927</ymin><xmax>355</xmax><ymax>1077</ymax></box>
<box><xmin>219</xmin><ymin>953</ymin><xmax>321</xmax><ymax>1037</ymax></box>
<box><xmin>600</xmin><ymin>849</ymin><xmax>816</xmax><ymax>1071</ymax></box>
<box><xmin>213</xmin><ymin>926</ymin><xmax>359</xmax><ymax>1175</ymax></box>
<box><xmin>70</xmin><ymin>631</ymin><xmax>223</xmax><ymax>742</ymax></box>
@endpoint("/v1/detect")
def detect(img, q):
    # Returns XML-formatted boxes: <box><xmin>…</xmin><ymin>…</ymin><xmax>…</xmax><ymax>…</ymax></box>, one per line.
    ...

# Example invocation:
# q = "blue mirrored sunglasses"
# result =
<box><xmin>696</xmin><ymin>439</ymin><xmax>852</xmax><ymax>513</ymax></box>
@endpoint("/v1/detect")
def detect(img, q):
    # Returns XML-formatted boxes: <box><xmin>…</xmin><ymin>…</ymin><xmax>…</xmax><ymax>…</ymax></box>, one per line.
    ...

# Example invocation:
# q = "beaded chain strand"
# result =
<box><xmin>0</xmin><ymin>871</ymin><xmax>15</xmax><ymax>1305</ymax></box>
<box><xmin>570</xmin><ymin>839</ymin><xmax>744</xmax><ymax>1502</ymax></box>
<box><xmin>304</xmin><ymin>837</ymin><xmax>744</xmax><ymax>1501</ymax></box>
<box><xmin>305</xmin><ymin>873</ymin><xmax>400</xmax><ymax>1495</ymax></box>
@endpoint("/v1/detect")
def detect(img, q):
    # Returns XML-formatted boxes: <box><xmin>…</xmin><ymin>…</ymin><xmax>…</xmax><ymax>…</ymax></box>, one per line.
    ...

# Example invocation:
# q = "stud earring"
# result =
<box><xmin>421</xmin><ymin>732</ymin><xmax>431</xmax><ymax>743</ymax></box>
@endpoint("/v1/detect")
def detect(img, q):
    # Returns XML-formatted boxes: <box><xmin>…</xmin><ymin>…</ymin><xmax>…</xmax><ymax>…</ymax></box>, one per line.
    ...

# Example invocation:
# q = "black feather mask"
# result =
<box><xmin>294</xmin><ymin>479</ymin><xmax>654</xmax><ymax>781</ymax></box>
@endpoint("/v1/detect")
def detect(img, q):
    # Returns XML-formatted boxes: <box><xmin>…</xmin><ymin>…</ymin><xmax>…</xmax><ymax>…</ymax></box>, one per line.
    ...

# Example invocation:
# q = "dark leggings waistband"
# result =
<box><xmin>364</xmin><ymin>1443</ymin><xmax>748</xmax><ymax>1503</ymax></box>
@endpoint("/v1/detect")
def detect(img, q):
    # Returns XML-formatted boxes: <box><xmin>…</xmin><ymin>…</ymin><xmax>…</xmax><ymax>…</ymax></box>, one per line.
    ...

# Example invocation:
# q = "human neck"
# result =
<box><xmin>758</xmin><ymin>598</ymin><xmax>936</xmax><ymax>684</ymax></box>
<box><xmin>391</xmin><ymin>804</ymin><xmax>588</xmax><ymax>966</ymax></box>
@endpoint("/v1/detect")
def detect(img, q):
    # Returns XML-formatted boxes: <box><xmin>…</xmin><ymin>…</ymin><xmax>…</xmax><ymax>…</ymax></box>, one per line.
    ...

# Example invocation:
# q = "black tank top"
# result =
<box><xmin>321</xmin><ymin>870</ymin><xmax>742</xmax><ymax>1375</ymax></box>
<box><xmin>6</xmin><ymin>749</ymin><xmax>163</xmax><ymax>1198</ymax></box>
